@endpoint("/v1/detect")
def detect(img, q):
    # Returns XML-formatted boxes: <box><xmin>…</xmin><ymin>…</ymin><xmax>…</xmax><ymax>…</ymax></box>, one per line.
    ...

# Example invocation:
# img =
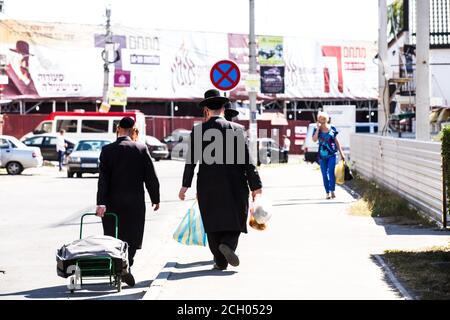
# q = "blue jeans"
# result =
<box><xmin>58</xmin><ymin>151</ymin><xmax>65</xmax><ymax>170</ymax></box>
<box><xmin>320</xmin><ymin>155</ymin><xmax>336</xmax><ymax>193</ymax></box>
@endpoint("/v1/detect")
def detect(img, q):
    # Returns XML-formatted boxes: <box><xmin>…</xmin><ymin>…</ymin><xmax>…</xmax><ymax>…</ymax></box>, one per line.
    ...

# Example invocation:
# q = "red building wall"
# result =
<box><xmin>3</xmin><ymin>114</ymin><xmax>310</xmax><ymax>154</ymax></box>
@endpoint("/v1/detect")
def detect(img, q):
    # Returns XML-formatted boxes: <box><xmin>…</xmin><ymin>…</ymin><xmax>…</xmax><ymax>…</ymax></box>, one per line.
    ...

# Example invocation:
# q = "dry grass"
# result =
<box><xmin>348</xmin><ymin>199</ymin><xmax>372</xmax><ymax>217</ymax></box>
<box><xmin>346</xmin><ymin>176</ymin><xmax>436</xmax><ymax>227</ymax></box>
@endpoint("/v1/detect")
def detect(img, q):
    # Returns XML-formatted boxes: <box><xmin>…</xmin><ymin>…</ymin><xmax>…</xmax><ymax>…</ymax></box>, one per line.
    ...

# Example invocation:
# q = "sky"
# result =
<box><xmin>1</xmin><ymin>0</ymin><xmax>381</xmax><ymax>42</ymax></box>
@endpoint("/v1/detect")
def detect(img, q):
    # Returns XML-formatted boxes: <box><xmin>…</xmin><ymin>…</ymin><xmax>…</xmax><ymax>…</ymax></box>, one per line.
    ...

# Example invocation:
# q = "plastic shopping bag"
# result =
<box><xmin>252</xmin><ymin>196</ymin><xmax>273</xmax><ymax>224</ymax></box>
<box><xmin>173</xmin><ymin>201</ymin><xmax>208</xmax><ymax>246</ymax></box>
<box><xmin>335</xmin><ymin>160</ymin><xmax>345</xmax><ymax>185</ymax></box>
<box><xmin>249</xmin><ymin>208</ymin><xmax>267</xmax><ymax>231</ymax></box>
<box><xmin>249</xmin><ymin>196</ymin><xmax>272</xmax><ymax>231</ymax></box>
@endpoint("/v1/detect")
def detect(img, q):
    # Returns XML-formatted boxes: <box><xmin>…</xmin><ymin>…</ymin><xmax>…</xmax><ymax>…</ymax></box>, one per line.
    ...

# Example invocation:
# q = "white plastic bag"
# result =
<box><xmin>252</xmin><ymin>197</ymin><xmax>273</xmax><ymax>224</ymax></box>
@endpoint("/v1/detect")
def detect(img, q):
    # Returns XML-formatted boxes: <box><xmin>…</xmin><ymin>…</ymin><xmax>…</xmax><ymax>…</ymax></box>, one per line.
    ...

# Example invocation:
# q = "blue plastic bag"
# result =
<box><xmin>173</xmin><ymin>201</ymin><xmax>208</xmax><ymax>246</ymax></box>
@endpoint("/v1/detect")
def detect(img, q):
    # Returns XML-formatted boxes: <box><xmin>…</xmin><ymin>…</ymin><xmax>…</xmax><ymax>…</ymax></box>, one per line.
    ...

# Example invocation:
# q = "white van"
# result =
<box><xmin>22</xmin><ymin>110</ymin><xmax>147</xmax><ymax>144</ymax></box>
<box><xmin>303</xmin><ymin>123</ymin><xmax>319</xmax><ymax>163</ymax></box>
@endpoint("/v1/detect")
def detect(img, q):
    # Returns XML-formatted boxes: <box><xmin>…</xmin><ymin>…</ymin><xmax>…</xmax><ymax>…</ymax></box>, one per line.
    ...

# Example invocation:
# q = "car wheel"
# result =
<box><xmin>67</xmin><ymin>171</ymin><xmax>74</xmax><ymax>178</ymax></box>
<box><xmin>76</xmin><ymin>172</ymin><xmax>82</xmax><ymax>178</ymax></box>
<box><xmin>154</xmin><ymin>158</ymin><xmax>160</xmax><ymax>162</ymax></box>
<box><xmin>6</xmin><ymin>162</ymin><xmax>23</xmax><ymax>175</ymax></box>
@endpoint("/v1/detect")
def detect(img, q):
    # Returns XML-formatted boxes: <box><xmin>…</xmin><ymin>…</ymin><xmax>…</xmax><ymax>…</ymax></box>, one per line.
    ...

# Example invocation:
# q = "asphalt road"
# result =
<box><xmin>0</xmin><ymin>160</ymin><xmax>191</xmax><ymax>300</ymax></box>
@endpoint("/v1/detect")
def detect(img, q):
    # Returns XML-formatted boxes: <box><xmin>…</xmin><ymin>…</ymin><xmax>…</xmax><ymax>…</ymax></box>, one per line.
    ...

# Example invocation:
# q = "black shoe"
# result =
<box><xmin>122</xmin><ymin>272</ymin><xmax>135</xmax><ymax>287</ymax></box>
<box><xmin>212</xmin><ymin>263</ymin><xmax>227</xmax><ymax>271</ymax></box>
<box><xmin>219</xmin><ymin>244</ymin><xmax>240</xmax><ymax>267</ymax></box>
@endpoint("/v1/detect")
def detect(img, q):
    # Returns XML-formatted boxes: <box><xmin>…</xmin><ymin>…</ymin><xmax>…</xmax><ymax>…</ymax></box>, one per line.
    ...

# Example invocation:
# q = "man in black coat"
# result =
<box><xmin>96</xmin><ymin>117</ymin><xmax>160</xmax><ymax>286</ymax></box>
<box><xmin>179</xmin><ymin>89</ymin><xmax>263</xmax><ymax>271</ymax></box>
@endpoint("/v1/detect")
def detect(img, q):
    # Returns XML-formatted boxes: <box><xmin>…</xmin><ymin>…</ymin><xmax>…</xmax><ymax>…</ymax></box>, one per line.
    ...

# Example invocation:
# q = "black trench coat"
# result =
<box><xmin>182</xmin><ymin>116</ymin><xmax>262</xmax><ymax>233</ymax></box>
<box><xmin>97</xmin><ymin>136</ymin><xmax>160</xmax><ymax>249</ymax></box>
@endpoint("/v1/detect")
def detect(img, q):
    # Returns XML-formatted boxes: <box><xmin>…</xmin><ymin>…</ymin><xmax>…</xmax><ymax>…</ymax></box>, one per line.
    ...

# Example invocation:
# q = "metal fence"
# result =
<box><xmin>350</xmin><ymin>134</ymin><xmax>443</xmax><ymax>223</ymax></box>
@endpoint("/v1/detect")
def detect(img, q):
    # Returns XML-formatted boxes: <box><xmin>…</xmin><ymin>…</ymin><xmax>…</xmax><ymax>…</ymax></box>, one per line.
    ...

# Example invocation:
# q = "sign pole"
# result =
<box><xmin>102</xmin><ymin>7</ymin><xmax>112</xmax><ymax>108</ymax></box>
<box><xmin>249</xmin><ymin>0</ymin><xmax>258</xmax><ymax>164</ymax></box>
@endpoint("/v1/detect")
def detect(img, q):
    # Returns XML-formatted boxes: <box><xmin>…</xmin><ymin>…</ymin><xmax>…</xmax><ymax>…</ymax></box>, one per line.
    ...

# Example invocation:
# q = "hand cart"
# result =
<box><xmin>68</xmin><ymin>213</ymin><xmax>123</xmax><ymax>293</ymax></box>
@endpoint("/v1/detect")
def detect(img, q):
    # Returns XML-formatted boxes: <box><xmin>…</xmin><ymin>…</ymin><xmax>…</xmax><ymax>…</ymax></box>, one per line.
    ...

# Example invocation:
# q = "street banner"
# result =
<box><xmin>0</xmin><ymin>20</ymin><xmax>378</xmax><ymax>101</ymax></box>
<box><xmin>258</xmin><ymin>36</ymin><xmax>284</xmax><ymax>66</ymax></box>
<box><xmin>114</xmin><ymin>70</ymin><xmax>131</xmax><ymax>87</ymax></box>
<box><xmin>283</xmin><ymin>37</ymin><xmax>378</xmax><ymax>99</ymax></box>
<box><xmin>228</xmin><ymin>33</ymin><xmax>249</xmax><ymax>97</ymax></box>
<box><xmin>245</xmin><ymin>74</ymin><xmax>261</xmax><ymax>93</ymax></box>
<box><xmin>260</xmin><ymin>66</ymin><xmax>285</xmax><ymax>94</ymax></box>
<box><xmin>109</xmin><ymin>87</ymin><xmax>127</xmax><ymax>106</ymax></box>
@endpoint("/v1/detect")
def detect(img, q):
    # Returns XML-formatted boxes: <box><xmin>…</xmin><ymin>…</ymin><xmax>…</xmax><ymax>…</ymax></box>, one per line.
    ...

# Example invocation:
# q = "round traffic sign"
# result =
<box><xmin>210</xmin><ymin>60</ymin><xmax>241</xmax><ymax>91</ymax></box>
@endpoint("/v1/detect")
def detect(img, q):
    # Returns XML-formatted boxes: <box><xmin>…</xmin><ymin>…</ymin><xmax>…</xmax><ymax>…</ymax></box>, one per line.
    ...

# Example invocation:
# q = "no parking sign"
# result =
<box><xmin>210</xmin><ymin>60</ymin><xmax>241</xmax><ymax>91</ymax></box>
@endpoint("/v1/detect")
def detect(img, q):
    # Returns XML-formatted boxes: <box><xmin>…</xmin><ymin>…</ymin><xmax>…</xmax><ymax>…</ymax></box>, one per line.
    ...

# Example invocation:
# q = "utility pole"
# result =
<box><xmin>378</xmin><ymin>0</ymin><xmax>389</xmax><ymax>136</ymax></box>
<box><xmin>249</xmin><ymin>0</ymin><xmax>258</xmax><ymax>163</ymax></box>
<box><xmin>416</xmin><ymin>0</ymin><xmax>431</xmax><ymax>141</ymax></box>
<box><xmin>102</xmin><ymin>7</ymin><xmax>113</xmax><ymax>107</ymax></box>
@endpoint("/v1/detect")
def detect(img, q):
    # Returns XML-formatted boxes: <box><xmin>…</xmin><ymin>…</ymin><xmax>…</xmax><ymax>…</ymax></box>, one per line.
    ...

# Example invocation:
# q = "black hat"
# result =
<box><xmin>119</xmin><ymin>117</ymin><xmax>135</xmax><ymax>129</ymax></box>
<box><xmin>224</xmin><ymin>102</ymin><xmax>239</xmax><ymax>120</ymax></box>
<box><xmin>199</xmin><ymin>89</ymin><xmax>229</xmax><ymax>110</ymax></box>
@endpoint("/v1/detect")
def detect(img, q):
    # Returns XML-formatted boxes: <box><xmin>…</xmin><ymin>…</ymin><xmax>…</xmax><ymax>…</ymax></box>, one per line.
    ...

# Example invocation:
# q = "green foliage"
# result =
<box><xmin>388</xmin><ymin>0</ymin><xmax>404</xmax><ymax>39</ymax></box>
<box><xmin>441</xmin><ymin>126</ymin><xmax>450</xmax><ymax>216</ymax></box>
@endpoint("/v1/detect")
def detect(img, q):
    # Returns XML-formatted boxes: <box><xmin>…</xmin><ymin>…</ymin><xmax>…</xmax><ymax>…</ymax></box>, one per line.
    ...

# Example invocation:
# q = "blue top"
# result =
<box><xmin>313</xmin><ymin>126</ymin><xmax>339</xmax><ymax>159</ymax></box>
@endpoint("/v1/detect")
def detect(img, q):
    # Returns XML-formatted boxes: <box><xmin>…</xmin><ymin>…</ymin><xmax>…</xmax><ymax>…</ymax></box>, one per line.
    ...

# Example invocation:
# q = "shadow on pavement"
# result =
<box><xmin>0</xmin><ymin>280</ymin><xmax>152</xmax><ymax>300</ymax></box>
<box><xmin>168</xmin><ymin>269</ymin><xmax>237</xmax><ymax>281</ymax></box>
<box><xmin>372</xmin><ymin>218</ymin><xmax>450</xmax><ymax>236</ymax></box>
<box><xmin>175</xmin><ymin>260</ymin><xmax>214</xmax><ymax>269</ymax></box>
<box><xmin>369</xmin><ymin>254</ymin><xmax>407</xmax><ymax>300</ymax></box>
<box><xmin>274</xmin><ymin>200</ymin><xmax>353</xmax><ymax>206</ymax></box>
<box><xmin>341</xmin><ymin>184</ymin><xmax>450</xmax><ymax>237</ymax></box>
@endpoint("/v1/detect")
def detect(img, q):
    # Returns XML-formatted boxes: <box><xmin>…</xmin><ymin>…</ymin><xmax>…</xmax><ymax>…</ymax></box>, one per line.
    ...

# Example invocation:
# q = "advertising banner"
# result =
<box><xmin>114</xmin><ymin>70</ymin><xmax>131</xmax><ymax>87</ymax></box>
<box><xmin>0</xmin><ymin>20</ymin><xmax>378</xmax><ymax>101</ymax></box>
<box><xmin>258</xmin><ymin>36</ymin><xmax>284</xmax><ymax>66</ymax></box>
<box><xmin>260</xmin><ymin>66</ymin><xmax>285</xmax><ymax>94</ymax></box>
<box><xmin>109</xmin><ymin>87</ymin><xmax>127</xmax><ymax>106</ymax></box>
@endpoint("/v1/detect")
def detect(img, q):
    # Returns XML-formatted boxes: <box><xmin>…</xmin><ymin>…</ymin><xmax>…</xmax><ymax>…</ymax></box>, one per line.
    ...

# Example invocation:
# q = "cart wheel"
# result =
<box><xmin>117</xmin><ymin>276</ymin><xmax>122</xmax><ymax>292</ymax></box>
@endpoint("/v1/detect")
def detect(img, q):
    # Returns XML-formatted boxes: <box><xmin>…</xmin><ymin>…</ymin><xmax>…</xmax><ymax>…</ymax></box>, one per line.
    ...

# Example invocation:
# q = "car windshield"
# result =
<box><xmin>7</xmin><ymin>136</ymin><xmax>27</xmax><ymax>149</ymax></box>
<box><xmin>146</xmin><ymin>136</ymin><xmax>162</xmax><ymax>145</ymax></box>
<box><xmin>75</xmin><ymin>140</ymin><xmax>110</xmax><ymax>152</ymax></box>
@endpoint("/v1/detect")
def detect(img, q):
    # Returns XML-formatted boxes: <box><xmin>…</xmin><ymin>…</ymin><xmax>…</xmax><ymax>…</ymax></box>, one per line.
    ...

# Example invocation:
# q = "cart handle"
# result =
<box><xmin>80</xmin><ymin>213</ymin><xmax>118</xmax><ymax>239</ymax></box>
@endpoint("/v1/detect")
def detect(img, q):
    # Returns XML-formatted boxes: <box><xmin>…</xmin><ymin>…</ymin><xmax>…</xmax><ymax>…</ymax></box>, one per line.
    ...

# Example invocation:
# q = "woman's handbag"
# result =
<box><xmin>173</xmin><ymin>201</ymin><xmax>208</xmax><ymax>246</ymax></box>
<box><xmin>335</xmin><ymin>160</ymin><xmax>345</xmax><ymax>185</ymax></box>
<box><xmin>344</xmin><ymin>162</ymin><xmax>354</xmax><ymax>181</ymax></box>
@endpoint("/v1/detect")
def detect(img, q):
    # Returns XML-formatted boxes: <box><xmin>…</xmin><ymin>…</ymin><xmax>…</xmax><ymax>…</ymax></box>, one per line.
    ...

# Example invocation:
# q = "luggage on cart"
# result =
<box><xmin>56</xmin><ymin>213</ymin><xmax>129</xmax><ymax>293</ymax></box>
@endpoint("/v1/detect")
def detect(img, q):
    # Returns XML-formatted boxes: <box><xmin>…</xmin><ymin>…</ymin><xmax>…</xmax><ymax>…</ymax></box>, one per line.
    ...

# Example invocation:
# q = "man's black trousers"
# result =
<box><xmin>207</xmin><ymin>231</ymin><xmax>240</xmax><ymax>269</ymax></box>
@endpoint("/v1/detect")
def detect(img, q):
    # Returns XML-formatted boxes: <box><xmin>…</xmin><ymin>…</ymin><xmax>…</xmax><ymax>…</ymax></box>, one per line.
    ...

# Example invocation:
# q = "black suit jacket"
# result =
<box><xmin>97</xmin><ymin>136</ymin><xmax>160</xmax><ymax>248</ymax></box>
<box><xmin>182</xmin><ymin>116</ymin><xmax>262</xmax><ymax>233</ymax></box>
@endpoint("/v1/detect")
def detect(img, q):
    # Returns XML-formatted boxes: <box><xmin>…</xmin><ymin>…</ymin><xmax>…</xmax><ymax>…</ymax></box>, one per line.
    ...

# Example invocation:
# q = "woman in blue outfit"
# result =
<box><xmin>313</xmin><ymin>111</ymin><xmax>345</xmax><ymax>200</ymax></box>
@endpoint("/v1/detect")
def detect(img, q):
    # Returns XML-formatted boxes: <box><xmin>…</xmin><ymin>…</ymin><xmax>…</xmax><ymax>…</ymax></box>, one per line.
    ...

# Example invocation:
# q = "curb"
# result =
<box><xmin>373</xmin><ymin>254</ymin><xmax>415</xmax><ymax>300</ymax></box>
<box><xmin>141</xmin><ymin>261</ymin><xmax>177</xmax><ymax>300</ymax></box>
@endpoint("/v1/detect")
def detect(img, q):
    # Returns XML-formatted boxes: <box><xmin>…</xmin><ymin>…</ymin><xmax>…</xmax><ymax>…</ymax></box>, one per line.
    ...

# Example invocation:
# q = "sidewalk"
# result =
<box><xmin>145</xmin><ymin>160</ymin><xmax>450</xmax><ymax>300</ymax></box>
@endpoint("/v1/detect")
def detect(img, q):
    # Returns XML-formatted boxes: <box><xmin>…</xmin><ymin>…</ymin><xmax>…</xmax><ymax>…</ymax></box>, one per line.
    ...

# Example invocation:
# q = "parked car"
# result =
<box><xmin>66</xmin><ymin>139</ymin><xmax>112</xmax><ymax>178</ymax></box>
<box><xmin>0</xmin><ymin>135</ymin><xmax>43</xmax><ymax>175</ymax></box>
<box><xmin>22</xmin><ymin>134</ymin><xmax>78</xmax><ymax>161</ymax></box>
<box><xmin>162</xmin><ymin>129</ymin><xmax>191</xmax><ymax>160</ymax></box>
<box><xmin>21</xmin><ymin>110</ymin><xmax>147</xmax><ymax>144</ymax></box>
<box><xmin>145</xmin><ymin>136</ymin><xmax>169</xmax><ymax>161</ymax></box>
<box><xmin>303</xmin><ymin>124</ymin><xmax>319</xmax><ymax>163</ymax></box>
<box><xmin>257</xmin><ymin>138</ymin><xmax>288</xmax><ymax>166</ymax></box>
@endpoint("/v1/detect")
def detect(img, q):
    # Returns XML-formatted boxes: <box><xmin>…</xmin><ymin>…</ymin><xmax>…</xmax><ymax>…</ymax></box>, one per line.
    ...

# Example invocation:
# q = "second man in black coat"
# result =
<box><xmin>179</xmin><ymin>89</ymin><xmax>263</xmax><ymax>271</ymax></box>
